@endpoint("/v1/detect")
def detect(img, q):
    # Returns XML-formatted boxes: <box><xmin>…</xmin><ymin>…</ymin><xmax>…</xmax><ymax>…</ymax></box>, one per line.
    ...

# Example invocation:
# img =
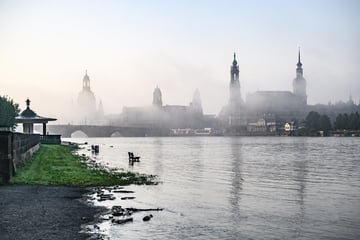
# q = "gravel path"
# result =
<box><xmin>0</xmin><ymin>185</ymin><xmax>104</xmax><ymax>240</ymax></box>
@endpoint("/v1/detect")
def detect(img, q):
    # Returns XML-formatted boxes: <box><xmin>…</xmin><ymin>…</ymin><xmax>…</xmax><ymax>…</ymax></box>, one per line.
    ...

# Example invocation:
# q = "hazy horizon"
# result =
<box><xmin>1</xmin><ymin>0</ymin><xmax>359</xmax><ymax>122</ymax></box>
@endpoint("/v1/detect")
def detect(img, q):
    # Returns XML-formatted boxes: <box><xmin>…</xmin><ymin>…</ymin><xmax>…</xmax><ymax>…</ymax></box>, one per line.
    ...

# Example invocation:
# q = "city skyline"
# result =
<box><xmin>1</xmin><ymin>0</ymin><xmax>359</xmax><ymax>120</ymax></box>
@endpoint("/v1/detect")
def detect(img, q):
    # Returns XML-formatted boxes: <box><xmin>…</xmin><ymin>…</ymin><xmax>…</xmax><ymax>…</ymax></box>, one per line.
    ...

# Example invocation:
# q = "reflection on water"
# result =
<box><xmin>229</xmin><ymin>137</ymin><xmax>243</xmax><ymax>233</ymax></box>
<box><xmin>152</xmin><ymin>137</ymin><xmax>163</xmax><ymax>177</ymax></box>
<box><xmin>68</xmin><ymin>137</ymin><xmax>360</xmax><ymax>240</ymax></box>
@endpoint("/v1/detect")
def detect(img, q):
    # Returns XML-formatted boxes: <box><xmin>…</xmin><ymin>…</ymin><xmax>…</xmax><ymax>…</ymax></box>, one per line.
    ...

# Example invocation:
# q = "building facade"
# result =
<box><xmin>246</xmin><ymin>50</ymin><xmax>307</xmax><ymax>120</ymax></box>
<box><xmin>121</xmin><ymin>86</ymin><xmax>205</xmax><ymax>129</ymax></box>
<box><xmin>76</xmin><ymin>71</ymin><xmax>104</xmax><ymax>124</ymax></box>
<box><xmin>218</xmin><ymin>53</ymin><xmax>247</xmax><ymax>127</ymax></box>
<box><xmin>219</xmin><ymin>50</ymin><xmax>309</xmax><ymax>133</ymax></box>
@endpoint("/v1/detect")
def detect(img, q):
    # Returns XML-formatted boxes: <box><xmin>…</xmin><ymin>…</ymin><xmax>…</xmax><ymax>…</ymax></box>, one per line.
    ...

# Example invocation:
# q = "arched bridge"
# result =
<box><xmin>47</xmin><ymin>125</ymin><xmax>168</xmax><ymax>138</ymax></box>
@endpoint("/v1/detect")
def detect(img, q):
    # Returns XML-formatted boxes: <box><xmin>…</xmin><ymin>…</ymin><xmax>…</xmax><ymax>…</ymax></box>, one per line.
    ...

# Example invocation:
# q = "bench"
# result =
<box><xmin>128</xmin><ymin>152</ymin><xmax>140</xmax><ymax>163</ymax></box>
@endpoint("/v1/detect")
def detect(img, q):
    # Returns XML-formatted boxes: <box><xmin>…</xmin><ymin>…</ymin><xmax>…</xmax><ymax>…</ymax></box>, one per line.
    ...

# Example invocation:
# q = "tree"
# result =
<box><xmin>0</xmin><ymin>96</ymin><xmax>20</xmax><ymax>129</ymax></box>
<box><xmin>302</xmin><ymin>111</ymin><xmax>332</xmax><ymax>135</ymax></box>
<box><xmin>349</xmin><ymin>113</ymin><xmax>356</xmax><ymax>130</ymax></box>
<box><xmin>334</xmin><ymin>112</ymin><xmax>360</xmax><ymax>130</ymax></box>
<box><xmin>305</xmin><ymin>111</ymin><xmax>321</xmax><ymax>131</ymax></box>
<box><xmin>343</xmin><ymin>114</ymin><xmax>349</xmax><ymax>129</ymax></box>
<box><xmin>319</xmin><ymin>114</ymin><xmax>332</xmax><ymax>133</ymax></box>
<box><xmin>334</xmin><ymin>114</ymin><xmax>344</xmax><ymax>130</ymax></box>
<box><xmin>355</xmin><ymin>112</ymin><xmax>360</xmax><ymax>130</ymax></box>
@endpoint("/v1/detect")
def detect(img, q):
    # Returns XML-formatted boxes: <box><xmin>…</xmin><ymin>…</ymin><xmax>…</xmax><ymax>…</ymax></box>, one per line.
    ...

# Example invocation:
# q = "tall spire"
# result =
<box><xmin>297</xmin><ymin>47</ymin><xmax>302</xmax><ymax>68</ymax></box>
<box><xmin>293</xmin><ymin>47</ymin><xmax>307</xmax><ymax>105</ymax></box>
<box><xmin>229</xmin><ymin>52</ymin><xmax>242</xmax><ymax>109</ymax></box>
<box><xmin>233</xmin><ymin>52</ymin><xmax>238</xmax><ymax>65</ymax></box>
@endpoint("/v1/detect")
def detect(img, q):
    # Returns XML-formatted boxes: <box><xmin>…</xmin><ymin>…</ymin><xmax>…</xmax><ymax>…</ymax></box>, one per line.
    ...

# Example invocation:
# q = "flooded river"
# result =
<box><xmin>66</xmin><ymin>137</ymin><xmax>360</xmax><ymax>240</ymax></box>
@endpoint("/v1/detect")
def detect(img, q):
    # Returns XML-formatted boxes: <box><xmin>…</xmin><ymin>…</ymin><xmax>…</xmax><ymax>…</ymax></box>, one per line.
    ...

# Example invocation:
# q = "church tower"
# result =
<box><xmin>228</xmin><ymin>53</ymin><xmax>243</xmax><ymax>126</ymax></box>
<box><xmin>77</xmin><ymin>70</ymin><xmax>96</xmax><ymax>123</ymax></box>
<box><xmin>152</xmin><ymin>86</ymin><xmax>163</xmax><ymax>107</ymax></box>
<box><xmin>293</xmin><ymin>49</ymin><xmax>307</xmax><ymax>105</ymax></box>
<box><xmin>83</xmin><ymin>70</ymin><xmax>91</xmax><ymax>91</ymax></box>
<box><xmin>190</xmin><ymin>89</ymin><xmax>203</xmax><ymax>114</ymax></box>
<box><xmin>98</xmin><ymin>99</ymin><xmax>104</xmax><ymax>116</ymax></box>
<box><xmin>229</xmin><ymin>53</ymin><xmax>242</xmax><ymax>108</ymax></box>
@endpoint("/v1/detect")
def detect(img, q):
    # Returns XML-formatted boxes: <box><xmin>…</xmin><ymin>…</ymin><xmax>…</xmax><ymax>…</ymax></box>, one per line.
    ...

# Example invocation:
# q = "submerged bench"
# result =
<box><xmin>128</xmin><ymin>152</ymin><xmax>140</xmax><ymax>164</ymax></box>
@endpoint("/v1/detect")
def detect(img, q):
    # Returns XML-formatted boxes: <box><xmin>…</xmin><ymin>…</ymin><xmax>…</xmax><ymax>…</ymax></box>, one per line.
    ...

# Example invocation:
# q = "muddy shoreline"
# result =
<box><xmin>0</xmin><ymin>185</ymin><xmax>105</xmax><ymax>240</ymax></box>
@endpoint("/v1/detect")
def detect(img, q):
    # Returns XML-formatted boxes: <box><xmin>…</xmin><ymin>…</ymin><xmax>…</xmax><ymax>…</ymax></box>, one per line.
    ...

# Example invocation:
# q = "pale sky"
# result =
<box><xmin>0</xmin><ymin>0</ymin><xmax>359</xmax><ymax>121</ymax></box>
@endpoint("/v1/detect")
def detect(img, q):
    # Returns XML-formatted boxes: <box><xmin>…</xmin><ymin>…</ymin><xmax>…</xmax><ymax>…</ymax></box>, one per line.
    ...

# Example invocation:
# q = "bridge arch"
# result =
<box><xmin>110</xmin><ymin>131</ymin><xmax>123</xmax><ymax>137</ymax></box>
<box><xmin>47</xmin><ymin>125</ymin><xmax>149</xmax><ymax>137</ymax></box>
<box><xmin>70</xmin><ymin>130</ymin><xmax>88</xmax><ymax>138</ymax></box>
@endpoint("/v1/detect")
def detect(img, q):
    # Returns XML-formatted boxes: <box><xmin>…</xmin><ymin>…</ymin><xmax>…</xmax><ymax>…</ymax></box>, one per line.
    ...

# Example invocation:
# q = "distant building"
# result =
<box><xmin>247</xmin><ymin>114</ymin><xmax>277</xmax><ymax>133</ymax></box>
<box><xmin>217</xmin><ymin>49</ymin><xmax>309</xmax><ymax>135</ymax></box>
<box><xmin>293</xmin><ymin>49</ymin><xmax>307</xmax><ymax>105</ymax></box>
<box><xmin>308</xmin><ymin>95</ymin><xmax>360</xmax><ymax>122</ymax></box>
<box><xmin>120</xmin><ymin>86</ymin><xmax>206</xmax><ymax>129</ymax></box>
<box><xmin>220</xmin><ymin>49</ymin><xmax>309</xmax><ymax>134</ymax></box>
<box><xmin>77</xmin><ymin>70</ymin><xmax>96</xmax><ymax>123</ymax></box>
<box><xmin>170</xmin><ymin>127</ymin><xmax>213</xmax><ymax>136</ymax></box>
<box><xmin>229</xmin><ymin>53</ymin><xmax>243</xmax><ymax>124</ymax></box>
<box><xmin>246</xmin><ymin>48</ymin><xmax>307</xmax><ymax>120</ymax></box>
<box><xmin>152</xmin><ymin>86</ymin><xmax>163</xmax><ymax>107</ymax></box>
<box><xmin>76</xmin><ymin>70</ymin><xmax>104</xmax><ymax>124</ymax></box>
<box><xmin>219</xmin><ymin>53</ymin><xmax>246</xmax><ymax>127</ymax></box>
<box><xmin>190</xmin><ymin>89</ymin><xmax>203</xmax><ymax>115</ymax></box>
<box><xmin>284</xmin><ymin>122</ymin><xmax>296</xmax><ymax>132</ymax></box>
<box><xmin>98</xmin><ymin>99</ymin><xmax>104</xmax><ymax>116</ymax></box>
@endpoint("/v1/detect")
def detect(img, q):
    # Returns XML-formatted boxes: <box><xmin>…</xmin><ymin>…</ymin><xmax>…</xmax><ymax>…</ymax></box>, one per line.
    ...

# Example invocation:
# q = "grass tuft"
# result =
<box><xmin>10</xmin><ymin>144</ymin><xmax>157</xmax><ymax>186</ymax></box>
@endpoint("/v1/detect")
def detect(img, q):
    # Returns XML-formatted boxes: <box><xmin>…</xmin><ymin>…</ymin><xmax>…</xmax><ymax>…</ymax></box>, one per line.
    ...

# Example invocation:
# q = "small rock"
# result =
<box><xmin>143</xmin><ymin>214</ymin><xmax>153</xmax><ymax>222</ymax></box>
<box><xmin>121</xmin><ymin>197</ymin><xmax>136</xmax><ymax>200</ymax></box>
<box><xmin>112</xmin><ymin>218</ymin><xmax>133</xmax><ymax>224</ymax></box>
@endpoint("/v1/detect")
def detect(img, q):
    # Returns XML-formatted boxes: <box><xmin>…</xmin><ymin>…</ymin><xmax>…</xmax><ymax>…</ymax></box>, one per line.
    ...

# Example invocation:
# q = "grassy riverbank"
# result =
<box><xmin>10</xmin><ymin>144</ymin><xmax>156</xmax><ymax>186</ymax></box>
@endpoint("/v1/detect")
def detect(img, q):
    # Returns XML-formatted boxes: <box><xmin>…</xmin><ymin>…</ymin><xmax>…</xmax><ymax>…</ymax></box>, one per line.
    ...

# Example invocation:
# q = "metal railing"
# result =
<box><xmin>40</xmin><ymin>135</ymin><xmax>61</xmax><ymax>144</ymax></box>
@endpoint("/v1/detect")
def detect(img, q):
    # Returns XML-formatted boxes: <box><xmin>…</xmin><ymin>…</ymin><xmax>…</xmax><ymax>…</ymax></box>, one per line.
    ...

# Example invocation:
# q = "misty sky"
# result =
<box><xmin>0</xmin><ymin>0</ymin><xmax>359</xmax><ymax>121</ymax></box>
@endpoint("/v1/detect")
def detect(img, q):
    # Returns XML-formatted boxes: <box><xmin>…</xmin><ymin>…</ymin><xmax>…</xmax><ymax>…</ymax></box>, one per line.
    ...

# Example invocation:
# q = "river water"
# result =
<box><xmin>66</xmin><ymin>137</ymin><xmax>360</xmax><ymax>240</ymax></box>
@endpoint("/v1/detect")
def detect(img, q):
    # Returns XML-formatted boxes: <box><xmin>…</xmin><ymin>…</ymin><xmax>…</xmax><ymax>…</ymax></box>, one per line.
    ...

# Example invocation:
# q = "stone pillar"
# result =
<box><xmin>43</xmin><ymin>123</ymin><xmax>46</xmax><ymax>135</ymax></box>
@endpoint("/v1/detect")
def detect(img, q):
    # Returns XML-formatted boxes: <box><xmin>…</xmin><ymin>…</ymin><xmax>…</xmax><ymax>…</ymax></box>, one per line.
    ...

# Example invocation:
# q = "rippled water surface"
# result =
<box><xmin>67</xmin><ymin>137</ymin><xmax>360</xmax><ymax>240</ymax></box>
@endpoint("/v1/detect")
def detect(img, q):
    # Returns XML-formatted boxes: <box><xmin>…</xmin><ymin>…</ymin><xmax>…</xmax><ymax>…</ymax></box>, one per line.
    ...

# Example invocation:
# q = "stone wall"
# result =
<box><xmin>0</xmin><ymin>132</ymin><xmax>40</xmax><ymax>183</ymax></box>
<box><xmin>0</xmin><ymin>132</ymin><xmax>13</xmax><ymax>183</ymax></box>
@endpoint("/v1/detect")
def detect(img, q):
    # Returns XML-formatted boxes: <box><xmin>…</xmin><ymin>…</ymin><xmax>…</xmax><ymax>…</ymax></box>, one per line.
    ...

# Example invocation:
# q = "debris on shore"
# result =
<box><xmin>87</xmin><ymin>185</ymin><xmax>163</xmax><ymax>234</ymax></box>
<box><xmin>143</xmin><ymin>214</ymin><xmax>153</xmax><ymax>221</ymax></box>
